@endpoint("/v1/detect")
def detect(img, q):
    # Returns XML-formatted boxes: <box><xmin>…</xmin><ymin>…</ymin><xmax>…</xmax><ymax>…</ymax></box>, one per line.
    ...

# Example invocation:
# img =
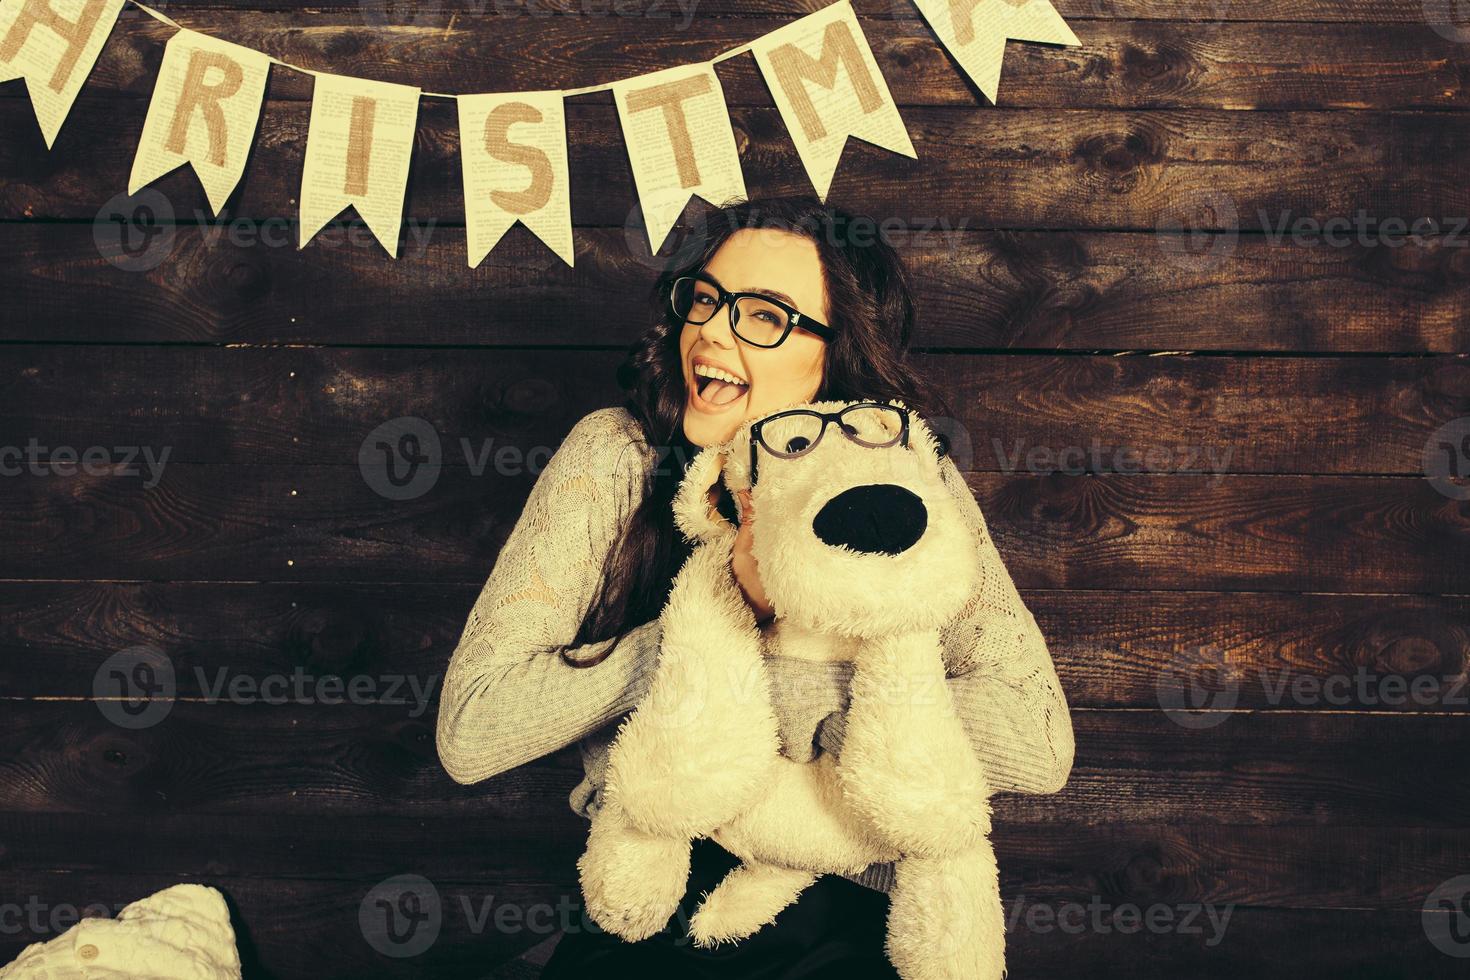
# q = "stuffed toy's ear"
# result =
<box><xmin>672</xmin><ymin>442</ymin><xmax>737</xmax><ymax>545</ymax></box>
<box><xmin>896</xmin><ymin>399</ymin><xmax>949</xmax><ymax>483</ymax></box>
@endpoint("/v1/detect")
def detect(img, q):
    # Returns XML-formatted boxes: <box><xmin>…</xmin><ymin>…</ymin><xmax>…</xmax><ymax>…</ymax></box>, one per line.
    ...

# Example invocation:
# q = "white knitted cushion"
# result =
<box><xmin>0</xmin><ymin>883</ymin><xmax>241</xmax><ymax>979</ymax></box>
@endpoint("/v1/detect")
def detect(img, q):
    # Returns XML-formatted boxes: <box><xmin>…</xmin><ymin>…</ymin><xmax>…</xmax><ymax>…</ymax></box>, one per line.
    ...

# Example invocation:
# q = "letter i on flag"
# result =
<box><xmin>910</xmin><ymin>0</ymin><xmax>1078</xmax><ymax>104</ymax></box>
<box><xmin>0</xmin><ymin>0</ymin><xmax>125</xmax><ymax>149</ymax></box>
<box><xmin>611</xmin><ymin>61</ymin><xmax>747</xmax><ymax>257</ymax></box>
<box><xmin>128</xmin><ymin>30</ymin><xmax>272</xmax><ymax>217</ymax></box>
<box><xmin>458</xmin><ymin>90</ymin><xmax>574</xmax><ymax>270</ymax></box>
<box><xmin>750</xmin><ymin>0</ymin><xmax>914</xmax><ymax>203</ymax></box>
<box><xmin>299</xmin><ymin>71</ymin><xmax>420</xmax><ymax>257</ymax></box>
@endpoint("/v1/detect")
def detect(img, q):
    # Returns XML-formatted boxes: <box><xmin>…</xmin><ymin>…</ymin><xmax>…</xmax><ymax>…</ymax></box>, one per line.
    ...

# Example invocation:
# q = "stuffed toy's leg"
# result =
<box><xmin>686</xmin><ymin>754</ymin><xmax>896</xmax><ymax>949</ymax></box>
<box><xmin>578</xmin><ymin>794</ymin><xmax>693</xmax><ymax>942</ymax></box>
<box><xmin>582</xmin><ymin>535</ymin><xmax>781</xmax><ymax>939</ymax></box>
<box><xmin>605</xmin><ymin>534</ymin><xmax>781</xmax><ymax>840</ymax></box>
<box><xmin>886</xmin><ymin>844</ymin><xmax>1006</xmax><ymax>980</ymax></box>
<box><xmin>836</xmin><ymin>630</ymin><xmax>992</xmax><ymax>858</ymax></box>
<box><xmin>686</xmin><ymin>862</ymin><xmax>819</xmax><ymax>949</ymax></box>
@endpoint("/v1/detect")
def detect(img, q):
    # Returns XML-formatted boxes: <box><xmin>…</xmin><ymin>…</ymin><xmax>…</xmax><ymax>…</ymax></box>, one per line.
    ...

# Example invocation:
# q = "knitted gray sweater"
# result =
<box><xmin>436</xmin><ymin>407</ymin><xmax>1075</xmax><ymax>893</ymax></box>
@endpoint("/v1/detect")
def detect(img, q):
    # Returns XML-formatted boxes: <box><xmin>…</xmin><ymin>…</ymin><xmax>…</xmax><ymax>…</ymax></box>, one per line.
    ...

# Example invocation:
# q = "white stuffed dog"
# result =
<box><xmin>577</xmin><ymin>398</ymin><xmax>1005</xmax><ymax>980</ymax></box>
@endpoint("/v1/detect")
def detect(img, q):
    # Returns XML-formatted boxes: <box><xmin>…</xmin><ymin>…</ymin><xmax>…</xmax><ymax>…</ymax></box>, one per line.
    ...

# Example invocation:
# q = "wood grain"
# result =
<box><xmin>6</xmin><ymin>585</ymin><xmax>1464</xmax><ymax>710</ymax></box>
<box><xmin>2</xmin><ymin>3</ymin><xmax>1466</xmax><ymax>976</ymax></box>
<box><xmin>4</xmin><ymin>812</ymin><xmax>1464</xmax><ymax>913</ymax></box>
<box><xmin>5</xmin><ymin>224</ymin><xmax>1466</xmax><ymax>351</ymax></box>
<box><xmin>0</xmin><ymin>703</ymin><xmax>1466</xmax><ymax>826</ymax></box>
<box><xmin>5</xmin><ymin>347</ymin><xmax>1468</xmax><ymax>469</ymax></box>
<box><xmin>6</xmin><ymin>102</ymin><xmax>1469</xmax><ymax>231</ymax></box>
<box><xmin>0</xmin><ymin>868</ymin><xmax>1459</xmax><ymax>979</ymax></box>
<box><xmin>2</xmin><ymin>14</ymin><xmax>1464</xmax><ymax>110</ymax></box>
<box><xmin>0</xmin><ymin>463</ymin><xmax>1464</xmax><ymax>590</ymax></box>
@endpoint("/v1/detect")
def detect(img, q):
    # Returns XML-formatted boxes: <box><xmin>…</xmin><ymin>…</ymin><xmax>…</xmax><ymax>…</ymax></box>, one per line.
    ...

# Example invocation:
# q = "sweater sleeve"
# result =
<box><xmin>816</xmin><ymin>453</ymin><xmax>1076</xmax><ymax>796</ymax></box>
<box><xmin>435</xmin><ymin>408</ymin><xmax>664</xmax><ymax>786</ymax></box>
<box><xmin>435</xmin><ymin>406</ymin><xmax>910</xmax><ymax>785</ymax></box>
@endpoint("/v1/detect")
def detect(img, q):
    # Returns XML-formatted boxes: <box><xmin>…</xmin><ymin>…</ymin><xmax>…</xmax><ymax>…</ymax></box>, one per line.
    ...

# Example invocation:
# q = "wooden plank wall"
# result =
<box><xmin>2</xmin><ymin>0</ymin><xmax>1468</xmax><ymax>976</ymax></box>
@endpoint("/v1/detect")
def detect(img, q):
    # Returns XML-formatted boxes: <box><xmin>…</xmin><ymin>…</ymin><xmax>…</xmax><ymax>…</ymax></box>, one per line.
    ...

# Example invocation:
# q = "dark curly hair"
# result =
<box><xmin>557</xmin><ymin>193</ymin><xmax>955</xmax><ymax>667</ymax></box>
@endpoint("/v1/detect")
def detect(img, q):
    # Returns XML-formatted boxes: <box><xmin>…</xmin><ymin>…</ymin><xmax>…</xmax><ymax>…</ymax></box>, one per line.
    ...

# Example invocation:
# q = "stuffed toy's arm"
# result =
<box><xmin>436</xmin><ymin>408</ymin><xmax>661</xmax><ymax>786</ymax></box>
<box><xmin>816</xmin><ymin>453</ymin><xmax>1075</xmax><ymax>796</ymax></box>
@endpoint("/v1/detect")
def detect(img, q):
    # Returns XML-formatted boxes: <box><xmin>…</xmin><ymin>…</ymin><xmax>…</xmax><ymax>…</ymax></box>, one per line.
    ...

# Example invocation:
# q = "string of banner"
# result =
<box><xmin>0</xmin><ymin>0</ymin><xmax>1078</xmax><ymax>266</ymax></box>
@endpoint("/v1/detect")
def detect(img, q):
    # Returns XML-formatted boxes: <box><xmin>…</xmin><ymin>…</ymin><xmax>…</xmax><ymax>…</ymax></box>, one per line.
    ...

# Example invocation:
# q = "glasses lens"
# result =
<box><xmin>761</xmin><ymin>411</ymin><xmax>826</xmax><ymax>458</ymax></box>
<box><xmin>672</xmin><ymin>277</ymin><xmax>720</xmax><ymax>323</ymax></box>
<box><xmin>840</xmin><ymin>405</ymin><xmax>906</xmax><ymax>447</ymax></box>
<box><xmin>733</xmin><ymin>296</ymin><xmax>790</xmax><ymax>347</ymax></box>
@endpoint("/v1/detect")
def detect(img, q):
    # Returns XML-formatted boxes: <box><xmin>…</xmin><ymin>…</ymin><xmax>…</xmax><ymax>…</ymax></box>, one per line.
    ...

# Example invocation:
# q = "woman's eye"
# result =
<box><xmin>754</xmin><ymin>310</ymin><xmax>780</xmax><ymax>324</ymax></box>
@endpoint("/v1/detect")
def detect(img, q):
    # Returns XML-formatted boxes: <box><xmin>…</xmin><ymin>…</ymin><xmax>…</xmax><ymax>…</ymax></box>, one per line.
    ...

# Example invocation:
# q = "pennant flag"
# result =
<box><xmin>127</xmin><ymin>29</ymin><xmax>271</xmax><ymax>216</ymax></box>
<box><xmin>0</xmin><ymin>0</ymin><xmax>125</xmax><ymax>149</ymax></box>
<box><xmin>910</xmin><ymin>0</ymin><xmax>1079</xmax><ymax>104</ymax></box>
<box><xmin>458</xmin><ymin>89</ymin><xmax>574</xmax><ymax>270</ymax></box>
<box><xmin>611</xmin><ymin>60</ymin><xmax>747</xmax><ymax>256</ymax></box>
<box><xmin>299</xmin><ymin>71</ymin><xmax>420</xmax><ymax>257</ymax></box>
<box><xmin>750</xmin><ymin>0</ymin><xmax>914</xmax><ymax>203</ymax></box>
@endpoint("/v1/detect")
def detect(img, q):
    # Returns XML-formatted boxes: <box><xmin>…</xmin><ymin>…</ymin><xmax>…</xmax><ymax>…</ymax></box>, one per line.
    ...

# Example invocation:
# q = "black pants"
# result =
<box><xmin>541</xmin><ymin>837</ymin><xmax>901</xmax><ymax>979</ymax></box>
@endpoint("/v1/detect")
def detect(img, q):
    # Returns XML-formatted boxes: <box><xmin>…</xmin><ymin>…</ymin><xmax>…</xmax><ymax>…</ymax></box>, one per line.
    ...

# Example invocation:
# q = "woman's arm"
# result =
<box><xmin>816</xmin><ymin>453</ymin><xmax>1076</xmax><ymax>795</ymax></box>
<box><xmin>435</xmin><ymin>408</ymin><xmax>663</xmax><ymax>785</ymax></box>
<box><xmin>435</xmin><ymin>407</ymin><xmax>863</xmax><ymax>784</ymax></box>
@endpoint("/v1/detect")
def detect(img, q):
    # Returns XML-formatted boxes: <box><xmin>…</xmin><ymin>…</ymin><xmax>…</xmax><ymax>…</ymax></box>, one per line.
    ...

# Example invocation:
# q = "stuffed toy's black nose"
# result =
<box><xmin>812</xmin><ymin>484</ymin><xmax>927</xmax><ymax>555</ymax></box>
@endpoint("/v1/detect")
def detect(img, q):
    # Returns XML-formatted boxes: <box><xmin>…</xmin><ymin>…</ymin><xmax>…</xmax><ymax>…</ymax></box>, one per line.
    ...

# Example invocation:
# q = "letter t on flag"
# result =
<box><xmin>299</xmin><ymin>71</ymin><xmax>420</xmax><ymax>257</ymax></box>
<box><xmin>0</xmin><ymin>0</ymin><xmax>125</xmax><ymax>149</ymax></box>
<box><xmin>611</xmin><ymin>61</ymin><xmax>747</xmax><ymax>257</ymax></box>
<box><xmin>750</xmin><ymin>0</ymin><xmax>914</xmax><ymax>203</ymax></box>
<box><xmin>128</xmin><ymin>30</ymin><xmax>272</xmax><ymax>217</ymax></box>
<box><xmin>909</xmin><ymin>0</ymin><xmax>1078</xmax><ymax>104</ymax></box>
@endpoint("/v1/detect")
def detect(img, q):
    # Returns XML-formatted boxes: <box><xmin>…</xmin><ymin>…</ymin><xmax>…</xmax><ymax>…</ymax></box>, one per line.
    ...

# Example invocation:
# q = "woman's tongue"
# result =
<box><xmin>703</xmin><ymin>377</ymin><xmax>748</xmax><ymax>406</ymax></box>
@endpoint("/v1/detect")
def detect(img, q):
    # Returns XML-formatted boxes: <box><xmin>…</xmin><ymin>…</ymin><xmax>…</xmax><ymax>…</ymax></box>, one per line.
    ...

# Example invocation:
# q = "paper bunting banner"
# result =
<box><xmin>459</xmin><ymin>89</ymin><xmax>574</xmax><ymax>269</ymax></box>
<box><xmin>4</xmin><ymin>0</ymin><xmax>1082</xmax><ymax>266</ymax></box>
<box><xmin>611</xmin><ymin>61</ymin><xmax>747</xmax><ymax>256</ymax></box>
<box><xmin>750</xmin><ymin>0</ymin><xmax>915</xmax><ymax>203</ymax></box>
<box><xmin>910</xmin><ymin>0</ymin><xmax>1079</xmax><ymax>104</ymax></box>
<box><xmin>128</xmin><ymin>29</ymin><xmax>271</xmax><ymax>216</ymax></box>
<box><xmin>299</xmin><ymin>71</ymin><xmax>420</xmax><ymax>257</ymax></box>
<box><xmin>0</xmin><ymin>0</ymin><xmax>125</xmax><ymax>149</ymax></box>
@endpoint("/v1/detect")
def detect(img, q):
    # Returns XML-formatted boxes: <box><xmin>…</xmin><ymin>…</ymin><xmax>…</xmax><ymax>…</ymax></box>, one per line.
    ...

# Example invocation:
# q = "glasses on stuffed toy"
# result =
<box><xmin>748</xmin><ymin>402</ymin><xmax>910</xmax><ymax>487</ymax></box>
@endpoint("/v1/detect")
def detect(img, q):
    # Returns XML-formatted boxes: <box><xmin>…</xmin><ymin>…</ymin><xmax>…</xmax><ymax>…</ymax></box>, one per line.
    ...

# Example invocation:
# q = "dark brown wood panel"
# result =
<box><xmin>4</xmin><ymin>2</ymin><xmax>1464</xmax><ymax>976</ymax></box>
<box><xmin>6</xmin><ymin>102</ymin><xmax>1468</xmax><ymax>231</ymax></box>
<box><xmin>972</xmin><ymin>471</ymin><xmax>1470</xmax><ymax>594</ymax></box>
<box><xmin>0</xmin><ymin>465</ymin><xmax>1464</xmax><ymax>591</ymax></box>
<box><xmin>5</xmin><ymin>224</ymin><xmax>1465</xmax><ymax>351</ymax></box>
<box><xmin>0</xmin><ymin>868</ymin><xmax>1459</xmax><ymax>979</ymax></box>
<box><xmin>100</xmin><ymin>0</ymin><xmax>1461</xmax><ymax>20</ymax></box>
<box><xmin>6</xmin><ymin>347</ymin><xmax>1467</xmax><ymax>469</ymax></box>
<box><xmin>3</xmin><ymin>14</ymin><xmax>1464</xmax><ymax>110</ymax></box>
<box><xmin>4</xmin><ymin>812</ymin><xmax>1464</xmax><ymax>914</ymax></box>
<box><xmin>4</xmin><ymin>584</ymin><xmax>1466</xmax><ymax>711</ymax></box>
<box><xmin>1</xmin><ymin>703</ymin><xmax>1466</xmax><ymax>828</ymax></box>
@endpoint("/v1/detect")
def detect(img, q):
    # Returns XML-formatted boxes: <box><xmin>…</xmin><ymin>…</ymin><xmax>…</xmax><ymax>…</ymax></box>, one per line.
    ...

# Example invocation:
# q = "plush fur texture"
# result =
<box><xmin>577</xmin><ymin>399</ymin><xmax>1007</xmax><ymax>979</ymax></box>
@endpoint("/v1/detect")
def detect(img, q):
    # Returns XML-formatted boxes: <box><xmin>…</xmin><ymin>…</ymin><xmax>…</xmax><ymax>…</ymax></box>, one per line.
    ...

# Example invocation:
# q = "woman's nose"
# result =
<box><xmin>811</xmin><ymin>484</ymin><xmax>928</xmax><ymax>555</ymax></box>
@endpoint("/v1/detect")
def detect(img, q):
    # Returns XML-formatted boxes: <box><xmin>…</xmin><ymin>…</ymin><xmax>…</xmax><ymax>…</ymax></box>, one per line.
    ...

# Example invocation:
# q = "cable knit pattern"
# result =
<box><xmin>436</xmin><ymin>406</ymin><xmax>1074</xmax><ymax>894</ymax></box>
<box><xmin>0</xmin><ymin>883</ymin><xmax>242</xmax><ymax>979</ymax></box>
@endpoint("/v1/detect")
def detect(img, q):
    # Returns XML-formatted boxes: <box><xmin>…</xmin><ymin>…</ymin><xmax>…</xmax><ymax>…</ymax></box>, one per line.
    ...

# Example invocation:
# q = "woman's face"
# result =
<box><xmin>678</xmin><ymin>228</ymin><xmax>830</xmax><ymax>448</ymax></box>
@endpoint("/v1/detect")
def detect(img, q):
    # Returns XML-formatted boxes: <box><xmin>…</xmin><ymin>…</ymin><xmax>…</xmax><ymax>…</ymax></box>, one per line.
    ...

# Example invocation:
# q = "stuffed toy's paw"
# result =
<box><xmin>606</xmin><ymin>526</ymin><xmax>781</xmax><ymax>840</ymax></box>
<box><xmin>577</xmin><ymin>795</ymin><xmax>693</xmax><ymax>942</ymax></box>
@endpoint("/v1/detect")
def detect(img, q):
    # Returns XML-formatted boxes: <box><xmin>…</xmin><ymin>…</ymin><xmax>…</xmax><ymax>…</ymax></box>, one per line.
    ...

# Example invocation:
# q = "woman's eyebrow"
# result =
<box><xmin>705</xmin><ymin>272</ymin><xmax>798</xmax><ymax>309</ymax></box>
<box><xmin>746</xmin><ymin>286</ymin><xmax>798</xmax><ymax>308</ymax></box>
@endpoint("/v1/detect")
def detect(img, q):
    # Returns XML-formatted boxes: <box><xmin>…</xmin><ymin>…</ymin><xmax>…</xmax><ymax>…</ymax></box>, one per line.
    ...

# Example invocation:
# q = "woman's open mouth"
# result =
<box><xmin>692</xmin><ymin>368</ymin><xmax>749</xmax><ymax>412</ymax></box>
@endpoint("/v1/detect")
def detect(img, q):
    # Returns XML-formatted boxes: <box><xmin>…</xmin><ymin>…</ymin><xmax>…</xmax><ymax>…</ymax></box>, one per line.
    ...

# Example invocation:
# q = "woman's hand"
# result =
<box><xmin>731</xmin><ymin>488</ymin><xmax>776</xmax><ymax>626</ymax></box>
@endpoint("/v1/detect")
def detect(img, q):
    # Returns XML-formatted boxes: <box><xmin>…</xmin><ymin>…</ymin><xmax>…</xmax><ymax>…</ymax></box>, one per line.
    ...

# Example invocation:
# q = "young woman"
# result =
<box><xmin>436</xmin><ymin>195</ymin><xmax>1075</xmax><ymax>978</ymax></box>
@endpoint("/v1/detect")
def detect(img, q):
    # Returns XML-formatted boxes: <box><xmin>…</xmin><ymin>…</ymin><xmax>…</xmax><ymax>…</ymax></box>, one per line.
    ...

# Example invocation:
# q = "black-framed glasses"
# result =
<box><xmin>749</xmin><ymin>402</ymin><xmax>910</xmax><ymax>485</ymax></box>
<box><xmin>670</xmin><ymin>272</ymin><xmax>836</xmax><ymax>348</ymax></box>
